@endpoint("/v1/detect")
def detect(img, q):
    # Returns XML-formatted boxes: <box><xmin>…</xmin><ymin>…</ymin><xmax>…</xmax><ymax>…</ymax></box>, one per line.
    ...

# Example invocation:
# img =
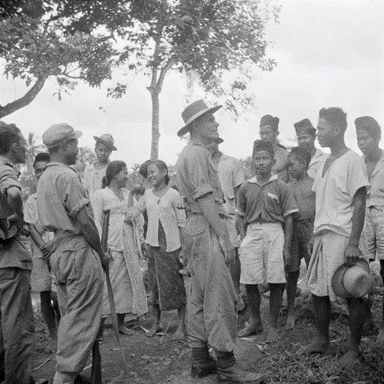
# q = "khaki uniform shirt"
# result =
<box><xmin>175</xmin><ymin>139</ymin><xmax>227</xmax><ymax>216</ymax></box>
<box><xmin>37</xmin><ymin>162</ymin><xmax>91</xmax><ymax>235</ymax></box>
<box><xmin>215</xmin><ymin>154</ymin><xmax>245</xmax><ymax>215</ymax></box>
<box><xmin>0</xmin><ymin>156</ymin><xmax>31</xmax><ymax>269</ymax></box>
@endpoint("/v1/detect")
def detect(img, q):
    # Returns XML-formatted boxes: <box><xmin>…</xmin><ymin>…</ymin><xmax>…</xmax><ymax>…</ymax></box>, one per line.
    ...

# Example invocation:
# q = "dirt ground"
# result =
<box><xmin>32</xmin><ymin>269</ymin><xmax>384</xmax><ymax>384</ymax></box>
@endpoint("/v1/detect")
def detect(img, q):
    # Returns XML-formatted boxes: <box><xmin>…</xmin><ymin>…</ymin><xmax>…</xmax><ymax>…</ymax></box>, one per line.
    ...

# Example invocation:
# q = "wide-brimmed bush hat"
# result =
<box><xmin>177</xmin><ymin>100</ymin><xmax>222</xmax><ymax>137</ymax></box>
<box><xmin>332</xmin><ymin>259</ymin><xmax>373</xmax><ymax>298</ymax></box>
<box><xmin>93</xmin><ymin>133</ymin><xmax>117</xmax><ymax>151</ymax></box>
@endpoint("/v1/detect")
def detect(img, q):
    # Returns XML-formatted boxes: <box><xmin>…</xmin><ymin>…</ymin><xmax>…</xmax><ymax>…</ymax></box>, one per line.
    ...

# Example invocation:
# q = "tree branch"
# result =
<box><xmin>0</xmin><ymin>76</ymin><xmax>47</xmax><ymax>119</ymax></box>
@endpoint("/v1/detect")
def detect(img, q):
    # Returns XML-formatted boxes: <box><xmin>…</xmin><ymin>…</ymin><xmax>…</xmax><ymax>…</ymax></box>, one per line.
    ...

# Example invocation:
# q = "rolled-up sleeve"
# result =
<box><xmin>0</xmin><ymin>167</ymin><xmax>21</xmax><ymax>193</ymax></box>
<box><xmin>62</xmin><ymin>174</ymin><xmax>90</xmax><ymax>217</ymax></box>
<box><xmin>24</xmin><ymin>196</ymin><xmax>37</xmax><ymax>225</ymax></box>
<box><xmin>186</xmin><ymin>148</ymin><xmax>214</xmax><ymax>201</ymax></box>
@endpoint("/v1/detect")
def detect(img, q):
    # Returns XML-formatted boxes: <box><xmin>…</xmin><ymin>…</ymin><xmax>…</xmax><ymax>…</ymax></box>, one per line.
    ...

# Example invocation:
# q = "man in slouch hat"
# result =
<box><xmin>37</xmin><ymin>123</ymin><xmax>109</xmax><ymax>384</ymax></box>
<box><xmin>176</xmin><ymin>100</ymin><xmax>264</xmax><ymax>383</ymax></box>
<box><xmin>83</xmin><ymin>133</ymin><xmax>117</xmax><ymax>198</ymax></box>
<box><xmin>294</xmin><ymin>118</ymin><xmax>328</xmax><ymax>179</ymax></box>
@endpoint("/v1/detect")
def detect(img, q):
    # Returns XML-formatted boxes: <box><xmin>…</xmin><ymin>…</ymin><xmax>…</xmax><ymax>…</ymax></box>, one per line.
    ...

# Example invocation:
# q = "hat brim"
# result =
<box><xmin>93</xmin><ymin>136</ymin><xmax>117</xmax><ymax>151</ymax></box>
<box><xmin>332</xmin><ymin>259</ymin><xmax>371</xmax><ymax>298</ymax></box>
<box><xmin>177</xmin><ymin>105</ymin><xmax>222</xmax><ymax>137</ymax></box>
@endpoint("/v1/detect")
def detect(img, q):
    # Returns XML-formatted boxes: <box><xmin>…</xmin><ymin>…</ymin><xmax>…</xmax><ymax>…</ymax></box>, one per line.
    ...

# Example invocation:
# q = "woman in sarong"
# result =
<box><xmin>127</xmin><ymin>160</ymin><xmax>187</xmax><ymax>339</ymax></box>
<box><xmin>91</xmin><ymin>161</ymin><xmax>148</xmax><ymax>335</ymax></box>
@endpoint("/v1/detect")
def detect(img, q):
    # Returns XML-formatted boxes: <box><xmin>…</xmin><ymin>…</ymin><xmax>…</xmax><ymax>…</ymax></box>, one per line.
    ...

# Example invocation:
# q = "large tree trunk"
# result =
<box><xmin>0</xmin><ymin>76</ymin><xmax>46</xmax><ymax>119</ymax></box>
<box><xmin>150</xmin><ymin>90</ymin><xmax>160</xmax><ymax>160</ymax></box>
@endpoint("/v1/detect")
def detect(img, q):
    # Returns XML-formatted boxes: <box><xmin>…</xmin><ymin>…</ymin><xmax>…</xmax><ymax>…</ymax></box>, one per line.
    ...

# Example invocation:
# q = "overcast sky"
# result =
<box><xmin>1</xmin><ymin>0</ymin><xmax>383</xmax><ymax>169</ymax></box>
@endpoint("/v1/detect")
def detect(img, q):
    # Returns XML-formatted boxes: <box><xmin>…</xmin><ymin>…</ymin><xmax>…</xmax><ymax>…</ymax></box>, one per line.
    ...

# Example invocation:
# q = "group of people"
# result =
<box><xmin>0</xmin><ymin>99</ymin><xmax>383</xmax><ymax>384</ymax></box>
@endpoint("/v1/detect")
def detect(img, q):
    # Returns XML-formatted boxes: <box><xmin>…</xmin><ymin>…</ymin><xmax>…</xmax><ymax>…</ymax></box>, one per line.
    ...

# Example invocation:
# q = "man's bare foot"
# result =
<box><xmin>285</xmin><ymin>313</ymin><xmax>297</xmax><ymax>330</ymax></box>
<box><xmin>172</xmin><ymin>325</ymin><xmax>186</xmax><ymax>340</ymax></box>
<box><xmin>118</xmin><ymin>325</ymin><xmax>134</xmax><ymax>336</ymax></box>
<box><xmin>338</xmin><ymin>350</ymin><xmax>361</xmax><ymax>367</ymax></box>
<box><xmin>377</xmin><ymin>329</ymin><xmax>384</xmax><ymax>345</ymax></box>
<box><xmin>237</xmin><ymin>322</ymin><xmax>263</xmax><ymax>337</ymax></box>
<box><xmin>297</xmin><ymin>340</ymin><xmax>329</xmax><ymax>355</ymax></box>
<box><xmin>266</xmin><ymin>328</ymin><xmax>279</xmax><ymax>343</ymax></box>
<box><xmin>147</xmin><ymin>324</ymin><xmax>161</xmax><ymax>338</ymax></box>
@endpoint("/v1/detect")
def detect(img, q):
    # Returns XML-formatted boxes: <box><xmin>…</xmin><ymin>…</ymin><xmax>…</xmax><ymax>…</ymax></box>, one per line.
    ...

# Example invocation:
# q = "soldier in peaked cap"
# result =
<box><xmin>83</xmin><ymin>133</ymin><xmax>117</xmax><ymax>198</ymax></box>
<box><xmin>175</xmin><ymin>100</ymin><xmax>264</xmax><ymax>383</ymax></box>
<box><xmin>256</xmin><ymin>114</ymin><xmax>290</xmax><ymax>183</ymax></box>
<box><xmin>294</xmin><ymin>118</ymin><xmax>328</xmax><ymax>179</ymax></box>
<box><xmin>355</xmin><ymin>116</ymin><xmax>384</xmax><ymax>344</ymax></box>
<box><xmin>37</xmin><ymin>123</ymin><xmax>109</xmax><ymax>384</ymax></box>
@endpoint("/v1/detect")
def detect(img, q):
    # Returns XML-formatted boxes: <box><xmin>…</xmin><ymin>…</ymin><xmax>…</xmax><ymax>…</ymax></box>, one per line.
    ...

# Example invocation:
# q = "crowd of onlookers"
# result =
<box><xmin>0</xmin><ymin>103</ymin><xmax>383</xmax><ymax>383</ymax></box>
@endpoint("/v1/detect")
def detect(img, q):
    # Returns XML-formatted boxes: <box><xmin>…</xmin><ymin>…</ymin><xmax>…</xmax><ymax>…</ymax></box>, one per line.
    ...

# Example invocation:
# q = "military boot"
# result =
<box><xmin>190</xmin><ymin>346</ymin><xmax>217</xmax><ymax>378</ymax></box>
<box><xmin>216</xmin><ymin>351</ymin><xmax>265</xmax><ymax>383</ymax></box>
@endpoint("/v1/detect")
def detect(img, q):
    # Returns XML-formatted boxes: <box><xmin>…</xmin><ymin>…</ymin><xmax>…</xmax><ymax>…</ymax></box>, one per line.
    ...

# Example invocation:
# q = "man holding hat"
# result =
<box><xmin>256</xmin><ymin>114</ymin><xmax>290</xmax><ymax>183</ymax></box>
<box><xmin>303</xmin><ymin>108</ymin><xmax>369</xmax><ymax>364</ymax></box>
<box><xmin>294</xmin><ymin>118</ymin><xmax>328</xmax><ymax>179</ymax></box>
<box><xmin>356</xmin><ymin>116</ymin><xmax>384</xmax><ymax>343</ymax></box>
<box><xmin>37</xmin><ymin>123</ymin><xmax>109</xmax><ymax>384</ymax></box>
<box><xmin>206</xmin><ymin>137</ymin><xmax>246</xmax><ymax>312</ymax></box>
<box><xmin>176</xmin><ymin>100</ymin><xmax>264</xmax><ymax>383</ymax></box>
<box><xmin>83</xmin><ymin>133</ymin><xmax>117</xmax><ymax>198</ymax></box>
<box><xmin>0</xmin><ymin>122</ymin><xmax>35</xmax><ymax>384</ymax></box>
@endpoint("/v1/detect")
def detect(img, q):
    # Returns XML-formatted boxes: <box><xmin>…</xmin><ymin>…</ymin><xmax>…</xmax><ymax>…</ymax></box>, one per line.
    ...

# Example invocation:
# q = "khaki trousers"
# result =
<box><xmin>185</xmin><ymin>215</ymin><xmax>237</xmax><ymax>352</ymax></box>
<box><xmin>0</xmin><ymin>268</ymin><xmax>34</xmax><ymax>384</ymax></box>
<box><xmin>50</xmin><ymin>236</ymin><xmax>103</xmax><ymax>384</ymax></box>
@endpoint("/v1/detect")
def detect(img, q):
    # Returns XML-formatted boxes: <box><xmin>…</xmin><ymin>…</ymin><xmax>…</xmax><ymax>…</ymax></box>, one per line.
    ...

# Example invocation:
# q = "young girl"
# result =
<box><xmin>127</xmin><ymin>160</ymin><xmax>187</xmax><ymax>339</ymax></box>
<box><xmin>91</xmin><ymin>161</ymin><xmax>148</xmax><ymax>335</ymax></box>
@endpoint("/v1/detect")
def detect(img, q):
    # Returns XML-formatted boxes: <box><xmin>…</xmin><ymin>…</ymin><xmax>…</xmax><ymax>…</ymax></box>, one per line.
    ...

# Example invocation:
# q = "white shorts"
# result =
<box><xmin>360</xmin><ymin>206</ymin><xmax>384</xmax><ymax>261</ymax></box>
<box><xmin>239</xmin><ymin>222</ymin><xmax>286</xmax><ymax>285</ymax></box>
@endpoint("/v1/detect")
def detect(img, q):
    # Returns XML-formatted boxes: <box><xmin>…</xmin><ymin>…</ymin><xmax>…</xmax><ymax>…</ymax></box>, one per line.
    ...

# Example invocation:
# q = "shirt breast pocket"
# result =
<box><xmin>265</xmin><ymin>192</ymin><xmax>280</xmax><ymax>211</ymax></box>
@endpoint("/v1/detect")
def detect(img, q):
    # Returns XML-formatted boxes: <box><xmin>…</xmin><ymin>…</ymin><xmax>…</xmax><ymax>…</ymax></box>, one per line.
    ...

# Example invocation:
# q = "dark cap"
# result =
<box><xmin>252</xmin><ymin>140</ymin><xmax>274</xmax><ymax>158</ymax></box>
<box><xmin>260</xmin><ymin>115</ymin><xmax>279</xmax><ymax>129</ymax></box>
<box><xmin>294</xmin><ymin>118</ymin><xmax>316</xmax><ymax>136</ymax></box>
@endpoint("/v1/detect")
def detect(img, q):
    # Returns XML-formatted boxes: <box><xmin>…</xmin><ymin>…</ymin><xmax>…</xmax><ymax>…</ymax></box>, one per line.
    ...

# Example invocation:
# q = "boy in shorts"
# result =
<box><xmin>24</xmin><ymin>152</ymin><xmax>60</xmax><ymax>353</ymax></box>
<box><xmin>286</xmin><ymin>146</ymin><xmax>315</xmax><ymax>330</ymax></box>
<box><xmin>237</xmin><ymin>140</ymin><xmax>298</xmax><ymax>342</ymax></box>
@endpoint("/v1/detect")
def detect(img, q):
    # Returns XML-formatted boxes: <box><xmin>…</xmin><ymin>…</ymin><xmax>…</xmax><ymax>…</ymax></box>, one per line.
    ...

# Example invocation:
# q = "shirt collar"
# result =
<box><xmin>46</xmin><ymin>162</ymin><xmax>77</xmax><ymax>172</ymax></box>
<box><xmin>248</xmin><ymin>174</ymin><xmax>278</xmax><ymax>186</ymax></box>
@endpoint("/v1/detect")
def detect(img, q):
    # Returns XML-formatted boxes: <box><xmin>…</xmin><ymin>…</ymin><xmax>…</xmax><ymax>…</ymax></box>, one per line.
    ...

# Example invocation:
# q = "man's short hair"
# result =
<box><xmin>289</xmin><ymin>146</ymin><xmax>312</xmax><ymax>170</ymax></box>
<box><xmin>319</xmin><ymin>107</ymin><xmax>347</xmax><ymax>133</ymax></box>
<box><xmin>33</xmin><ymin>152</ymin><xmax>50</xmax><ymax>166</ymax></box>
<box><xmin>0</xmin><ymin>124</ymin><xmax>22</xmax><ymax>155</ymax></box>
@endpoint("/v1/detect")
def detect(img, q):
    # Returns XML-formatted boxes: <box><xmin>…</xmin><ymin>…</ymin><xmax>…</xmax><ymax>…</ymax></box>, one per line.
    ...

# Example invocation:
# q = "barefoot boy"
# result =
<box><xmin>285</xmin><ymin>146</ymin><xmax>315</xmax><ymax>330</ymax></box>
<box><xmin>237</xmin><ymin>140</ymin><xmax>298</xmax><ymax>342</ymax></box>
